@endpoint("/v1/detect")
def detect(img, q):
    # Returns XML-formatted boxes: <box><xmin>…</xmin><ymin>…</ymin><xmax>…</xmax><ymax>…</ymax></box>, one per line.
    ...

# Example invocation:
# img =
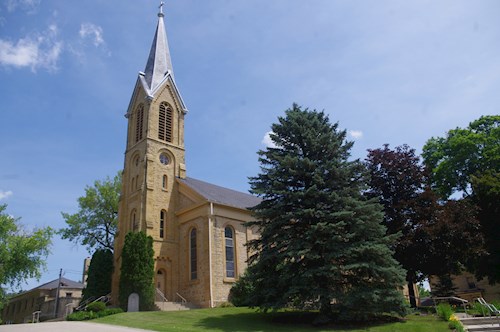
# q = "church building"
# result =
<box><xmin>110</xmin><ymin>5</ymin><xmax>261</xmax><ymax>308</ymax></box>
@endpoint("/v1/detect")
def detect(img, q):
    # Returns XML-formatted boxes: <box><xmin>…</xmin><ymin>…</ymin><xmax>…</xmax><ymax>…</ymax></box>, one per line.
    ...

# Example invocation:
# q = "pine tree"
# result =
<box><xmin>82</xmin><ymin>249</ymin><xmax>113</xmax><ymax>302</ymax></box>
<box><xmin>118</xmin><ymin>231</ymin><xmax>155</xmax><ymax>311</ymax></box>
<box><xmin>247</xmin><ymin>104</ymin><xmax>407</xmax><ymax>321</ymax></box>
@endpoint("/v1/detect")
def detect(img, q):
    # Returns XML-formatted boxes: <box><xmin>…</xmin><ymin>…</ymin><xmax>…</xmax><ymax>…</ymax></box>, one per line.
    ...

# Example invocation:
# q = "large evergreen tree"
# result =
<box><xmin>247</xmin><ymin>104</ymin><xmax>407</xmax><ymax>321</ymax></box>
<box><xmin>82</xmin><ymin>249</ymin><xmax>113</xmax><ymax>302</ymax></box>
<box><xmin>118</xmin><ymin>231</ymin><xmax>155</xmax><ymax>311</ymax></box>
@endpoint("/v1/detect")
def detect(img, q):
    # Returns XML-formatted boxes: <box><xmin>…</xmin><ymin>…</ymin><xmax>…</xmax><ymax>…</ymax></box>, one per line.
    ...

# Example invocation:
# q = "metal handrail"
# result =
<box><xmin>32</xmin><ymin>310</ymin><xmax>41</xmax><ymax>323</ymax></box>
<box><xmin>74</xmin><ymin>296</ymin><xmax>96</xmax><ymax>311</ymax></box>
<box><xmin>75</xmin><ymin>293</ymin><xmax>111</xmax><ymax>311</ymax></box>
<box><xmin>175</xmin><ymin>292</ymin><xmax>187</xmax><ymax>304</ymax></box>
<box><xmin>431</xmin><ymin>296</ymin><xmax>469</xmax><ymax>315</ymax></box>
<box><xmin>65</xmin><ymin>303</ymin><xmax>74</xmax><ymax>317</ymax></box>
<box><xmin>94</xmin><ymin>294</ymin><xmax>111</xmax><ymax>304</ymax></box>
<box><xmin>475</xmin><ymin>297</ymin><xmax>500</xmax><ymax>325</ymax></box>
<box><xmin>156</xmin><ymin>288</ymin><xmax>168</xmax><ymax>302</ymax></box>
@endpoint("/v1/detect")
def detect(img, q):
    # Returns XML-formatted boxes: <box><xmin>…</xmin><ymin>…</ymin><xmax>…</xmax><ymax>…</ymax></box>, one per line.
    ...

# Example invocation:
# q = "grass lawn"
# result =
<box><xmin>94</xmin><ymin>307</ymin><xmax>450</xmax><ymax>332</ymax></box>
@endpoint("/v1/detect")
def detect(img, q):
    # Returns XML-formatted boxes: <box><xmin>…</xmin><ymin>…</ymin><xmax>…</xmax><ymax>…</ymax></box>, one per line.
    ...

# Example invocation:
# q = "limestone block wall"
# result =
<box><xmin>178</xmin><ymin>216</ymin><xmax>211</xmax><ymax>307</ymax></box>
<box><xmin>211</xmin><ymin>214</ymin><xmax>251</xmax><ymax>306</ymax></box>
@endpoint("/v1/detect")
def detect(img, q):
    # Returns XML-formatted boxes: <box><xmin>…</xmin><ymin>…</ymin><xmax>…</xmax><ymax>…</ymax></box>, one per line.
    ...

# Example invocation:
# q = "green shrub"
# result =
<box><xmin>67</xmin><ymin>307</ymin><xmax>123</xmax><ymax>321</ymax></box>
<box><xmin>96</xmin><ymin>308</ymin><xmax>124</xmax><ymax>318</ymax></box>
<box><xmin>470</xmin><ymin>302</ymin><xmax>485</xmax><ymax>316</ymax></box>
<box><xmin>119</xmin><ymin>231</ymin><xmax>155</xmax><ymax>311</ymax></box>
<box><xmin>228</xmin><ymin>270</ymin><xmax>255</xmax><ymax>307</ymax></box>
<box><xmin>86</xmin><ymin>301</ymin><xmax>106</xmax><ymax>312</ymax></box>
<box><xmin>436</xmin><ymin>303</ymin><xmax>453</xmax><ymax>321</ymax></box>
<box><xmin>217</xmin><ymin>302</ymin><xmax>234</xmax><ymax>308</ymax></box>
<box><xmin>448</xmin><ymin>319</ymin><xmax>465</xmax><ymax>332</ymax></box>
<box><xmin>67</xmin><ymin>311</ymin><xmax>97</xmax><ymax>321</ymax></box>
<box><xmin>102</xmin><ymin>307</ymin><xmax>124</xmax><ymax>315</ymax></box>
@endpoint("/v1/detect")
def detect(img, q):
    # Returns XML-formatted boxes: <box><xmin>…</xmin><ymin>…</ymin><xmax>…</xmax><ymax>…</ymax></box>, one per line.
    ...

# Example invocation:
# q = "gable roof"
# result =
<box><xmin>178</xmin><ymin>177</ymin><xmax>261</xmax><ymax>210</ymax></box>
<box><xmin>9</xmin><ymin>277</ymin><xmax>84</xmax><ymax>300</ymax></box>
<box><xmin>35</xmin><ymin>277</ymin><xmax>84</xmax><ymax>291</ymax></box>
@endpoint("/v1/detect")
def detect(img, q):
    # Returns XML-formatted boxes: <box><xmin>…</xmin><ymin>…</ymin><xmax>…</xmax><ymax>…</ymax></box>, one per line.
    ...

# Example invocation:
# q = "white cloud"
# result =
<box><xmin>348</xmin><ymin>130</ymin><xmax>363</xmax><ymax>140</ymax></box>
<box><xmin>5</xmin><ymin>0</ymin><xmax>40</xmax><ymax>13</ymax></box>
<box><xmin>0</xmin><ymin>24</ymin><xmax>62</xmax><ymax>72</ymax></box>
<box><xmin>79</xmin><ymin>23</ymin><xmax>105</xmax><ymax>47</ymax></box>
<box><xmin>0</xmin><ymin>190</ymin><xmax>13</xmax><ymax>200</ymax></box>
<box><xmin>261</xmin><ymin>131</ymin><xmax>278</xmax><ymax>148</ymax></box>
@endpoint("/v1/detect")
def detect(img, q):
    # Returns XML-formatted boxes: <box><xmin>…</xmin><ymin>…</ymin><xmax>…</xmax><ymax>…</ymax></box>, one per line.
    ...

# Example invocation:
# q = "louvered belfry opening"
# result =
<box><xmin>158</xmin><ymin>102</ymin><xmax>173</xmax><ymax>143</ymax></box>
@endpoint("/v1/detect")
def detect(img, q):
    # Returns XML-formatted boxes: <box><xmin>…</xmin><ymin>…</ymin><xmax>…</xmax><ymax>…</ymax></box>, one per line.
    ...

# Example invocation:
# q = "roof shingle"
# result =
<box><xmin>179</xmin><ymin>177</ymin><xmax>261</xmax><ymax>210</ymax></box>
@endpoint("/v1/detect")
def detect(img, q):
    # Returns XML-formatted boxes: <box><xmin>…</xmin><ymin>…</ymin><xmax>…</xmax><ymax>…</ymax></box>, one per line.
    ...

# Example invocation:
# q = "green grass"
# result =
<box><xmin>93</xmin><ymin>307</ymin><xmax>450</xmax><ymax>332</ymax></box>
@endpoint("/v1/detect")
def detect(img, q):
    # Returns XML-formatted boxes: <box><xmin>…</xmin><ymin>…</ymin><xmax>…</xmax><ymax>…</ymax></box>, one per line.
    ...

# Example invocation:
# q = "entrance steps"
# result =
<box><xmin>154</xmin><ymin>301</ymin><xmax>196</xmax><ymax>311</ymax></box>
<box><xmin>460</xmin><ymin>316</ymin><xmax>500</xmax><ymax>332</ymax></box>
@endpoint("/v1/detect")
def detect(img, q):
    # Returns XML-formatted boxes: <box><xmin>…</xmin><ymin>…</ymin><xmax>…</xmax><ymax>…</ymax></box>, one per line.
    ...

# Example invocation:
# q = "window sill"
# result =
<box><xmin>189</xmin><ymin>279</ymin><xmax>200</xmax><ymax>285</ymax></box>
<box><xmin>223</xmin><ymin>278</ymin><xmax>236</xmax><ymax>284</ymax></box>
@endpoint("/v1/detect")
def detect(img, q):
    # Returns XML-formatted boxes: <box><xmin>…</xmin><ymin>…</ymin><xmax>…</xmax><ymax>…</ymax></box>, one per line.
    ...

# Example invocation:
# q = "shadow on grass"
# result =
<box><xmin>193</xmin><ymin>310</ymin><xmax>406</xmax><ymax>332</ymax></box>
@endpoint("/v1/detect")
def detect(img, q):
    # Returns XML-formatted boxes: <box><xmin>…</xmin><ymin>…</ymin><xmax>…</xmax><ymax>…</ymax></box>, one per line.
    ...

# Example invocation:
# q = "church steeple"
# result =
<box><xmin>143</xmin><ymin>1</ymin><xmax>174</xmax><ymax>93</ymax></box>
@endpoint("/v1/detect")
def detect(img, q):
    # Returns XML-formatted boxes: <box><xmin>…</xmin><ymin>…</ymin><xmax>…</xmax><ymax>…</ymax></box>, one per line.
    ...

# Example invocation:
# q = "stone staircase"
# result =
<box><xmin>154</xmin><ymin>288</ymin><xmax>196</xmax><ymax>311</ymax></box>
<box><xmin>459</xmin><ymin>316</ymin><xmax>500</xmax><ymax>332</ymax></box>
<box><xmin>154</xmin><ymin>300</ymin><xmax>196</xmax><ymax>311</ymax></box>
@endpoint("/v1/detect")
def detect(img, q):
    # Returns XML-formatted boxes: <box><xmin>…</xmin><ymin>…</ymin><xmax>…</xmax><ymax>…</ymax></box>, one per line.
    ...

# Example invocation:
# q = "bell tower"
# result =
<box><xmin>112</xmin><ymin>2</ymin><xmax>188</xmax><ymax>303</ymax></box>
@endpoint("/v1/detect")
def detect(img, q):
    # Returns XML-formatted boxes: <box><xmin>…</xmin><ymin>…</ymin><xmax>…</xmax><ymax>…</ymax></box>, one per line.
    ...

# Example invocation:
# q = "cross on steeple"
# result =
<box><xmin>158</xmin><ymin>1</ymin><xmax>165</xmax><ymax>17</ymax></box>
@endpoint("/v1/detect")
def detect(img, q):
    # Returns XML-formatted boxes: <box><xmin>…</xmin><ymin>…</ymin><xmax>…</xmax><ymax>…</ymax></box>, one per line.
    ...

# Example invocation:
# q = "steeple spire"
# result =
<box><xmin>143</xmin><ymin>1</ymin><xmax>173</xmax><ymax>92</ymax></box>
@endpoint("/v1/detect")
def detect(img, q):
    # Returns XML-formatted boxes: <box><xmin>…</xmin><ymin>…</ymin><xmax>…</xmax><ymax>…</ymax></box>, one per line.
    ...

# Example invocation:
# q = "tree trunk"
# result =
<box><xmin>319</xmin><ymin>295</ymin><xmax>332</xmax><ymax>316</ymax></box>
<box><xmin>407</xmin><ymin>272</ymin><xmax>417</xmax><ymax>308</ymax></box>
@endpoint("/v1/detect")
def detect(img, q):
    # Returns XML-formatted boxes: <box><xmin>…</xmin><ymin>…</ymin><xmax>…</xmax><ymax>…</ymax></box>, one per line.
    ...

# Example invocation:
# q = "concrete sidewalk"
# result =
<box><xmin>0</xmin><ymin>321</ymin><xmax>153</xmax><ymax>332</ymax></box>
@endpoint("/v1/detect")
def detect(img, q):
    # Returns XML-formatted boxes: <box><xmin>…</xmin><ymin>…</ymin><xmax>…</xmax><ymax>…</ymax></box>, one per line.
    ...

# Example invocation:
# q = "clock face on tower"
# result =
<box><xmin>159</xmin><ymin>153</ymin><xmax>170</xmax><ymax>165</ymax></box>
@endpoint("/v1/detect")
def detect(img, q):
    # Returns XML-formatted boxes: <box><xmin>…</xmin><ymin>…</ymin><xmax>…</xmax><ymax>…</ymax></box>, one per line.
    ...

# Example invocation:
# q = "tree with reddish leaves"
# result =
<box><xmin>366</xmin><ymin>144</ymin><xmax>483</xmax><ymax>305</ymax></box>
<box><xmin>366</xmin><ymin>144</ymin><xmax>426</xmax><ymax>307</ymax></box>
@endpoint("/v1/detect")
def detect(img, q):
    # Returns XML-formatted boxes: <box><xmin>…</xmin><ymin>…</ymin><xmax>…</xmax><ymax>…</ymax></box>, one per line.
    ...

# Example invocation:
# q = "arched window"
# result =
<box><xmin>224</xmin><ymin>227</ymin><xmax>235</xmax><ymax>278</ymax></box>
<box><xmin>160</xmin><ymin>210</ymin><xmax>166</xmax><ymax>238</ymax></box>
<box><xmin>162</xmin><ymin>175</ymin><xmax>168</xmax><ymax>189</ymax></box>
<box><xmin>131</xmin><ymin>210</ymin><xmax>137</xmax><ymax>231</ymax></box>
<box><xmin>158</xmin><ymin>102</ymin><xmax>173</xmax><ymax>142</ymax></box>
<box><xmin>135</xmin><ymin>104</ymin><xmax>144</xmax><ymax>143</ymax></box>
<box><xmin>190</xmin><ymin>228</ymin><xmax>197</xmax><ymax>280</ymax></box>
<box><xmin>131</xmin><ymin>177</ymin><xmax>135</xmax><ymax>191</ymax></box>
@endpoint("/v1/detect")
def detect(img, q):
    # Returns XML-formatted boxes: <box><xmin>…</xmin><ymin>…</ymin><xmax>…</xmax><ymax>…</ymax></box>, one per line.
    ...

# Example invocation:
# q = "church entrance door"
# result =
<box><xmin>156</xmin><ymin>269</ymin><xmax>167</xmax><ymax>301</ymax></box>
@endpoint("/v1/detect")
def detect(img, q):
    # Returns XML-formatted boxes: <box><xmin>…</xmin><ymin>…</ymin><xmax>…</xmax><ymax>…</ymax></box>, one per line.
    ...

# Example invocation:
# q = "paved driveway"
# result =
<box><xmin>0</xmin><ymin>321</ymin><xmax>153</xmax><ymax>332</ymax></box>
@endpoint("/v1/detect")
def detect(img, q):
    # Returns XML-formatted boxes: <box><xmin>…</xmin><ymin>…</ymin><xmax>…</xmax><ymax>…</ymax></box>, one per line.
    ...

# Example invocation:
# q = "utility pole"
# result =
<box><xmin>53</xmin><ymin>268</ymin><xmax>62</xmax><ymax>318</ymax></box>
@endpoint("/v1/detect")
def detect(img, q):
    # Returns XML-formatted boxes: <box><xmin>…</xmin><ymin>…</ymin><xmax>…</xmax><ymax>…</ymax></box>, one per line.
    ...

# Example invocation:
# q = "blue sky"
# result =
<box><xmin>1</xmin><ymin>0</ymin><xmax>499</xmax><ymax>291</ymax></box>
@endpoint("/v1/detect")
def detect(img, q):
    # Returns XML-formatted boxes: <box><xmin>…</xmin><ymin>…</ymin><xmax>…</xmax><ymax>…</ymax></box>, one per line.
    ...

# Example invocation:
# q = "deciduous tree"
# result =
<box><xmin>423</xmin><ymin>116</ymin><xmax>499</xmax><ymax>283</ymax></box>
<box><xmin>247</xmin><ymin>104</ymin><xmax>407</xmax><ymax>321</ymax></box>
<box><xmin>365</xmin><ymin>144</ymin><xmax>427</xmax><ymax>307</ymax></box>
<box><xmin>60</xmin><ymin>172</ymin><xmax>121</xmax><ymax>252</ymax></box>
<box><xmin>366</xmin><ymin>145</ymin><xmax>484</xmax><ymax>301</ymax></box>
<box><xmin>422</xmin><ymin>115</ymin><xmax>500</xmax><ymax>198</ymax></box>
<box><xmin>0</xmin><ymin>204</ymin><xmax>53</xmax><ymax>321</ymax></box>
<box><xmin>471</xmin><ymin>170</ymin><xmax>500</xmax><ymax>283</ymax></box>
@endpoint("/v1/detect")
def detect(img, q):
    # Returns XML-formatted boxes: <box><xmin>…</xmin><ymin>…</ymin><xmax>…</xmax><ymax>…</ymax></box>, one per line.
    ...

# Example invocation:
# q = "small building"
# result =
<box><xmin>1</xmin><ymin>277</ymin><xmax>84</xmax><ymax>324</ymax></box>
<box><xmin>430</xmin><ymin>273</ymin><xmax>500</xmax><ymax>303</ymax></box>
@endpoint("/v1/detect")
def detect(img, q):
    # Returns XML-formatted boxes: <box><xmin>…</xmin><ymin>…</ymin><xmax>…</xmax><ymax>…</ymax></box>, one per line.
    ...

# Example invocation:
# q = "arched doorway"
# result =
<box><xmin>156</xmin><ymin>269</ymin><xmax>167</xmax><ymax>300</ymax></box>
